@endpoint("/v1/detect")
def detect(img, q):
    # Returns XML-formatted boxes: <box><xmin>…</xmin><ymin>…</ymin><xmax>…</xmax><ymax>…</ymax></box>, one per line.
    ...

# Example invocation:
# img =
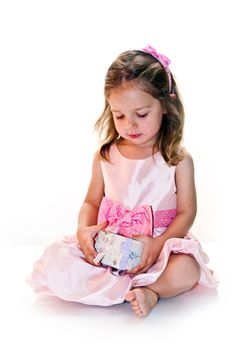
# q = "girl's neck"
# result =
<box><xmin>116</xmin><ymin>139</ymin><xmax>158</xmax><ymax>160</ymax></box>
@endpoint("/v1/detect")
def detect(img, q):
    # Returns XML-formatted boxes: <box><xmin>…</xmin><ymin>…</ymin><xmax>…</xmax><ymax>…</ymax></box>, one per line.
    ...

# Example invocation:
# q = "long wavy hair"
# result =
<box><xmin>95</xmin><ymin>50</ymin><xmax>185</xmax><ymax>165</ymax></box>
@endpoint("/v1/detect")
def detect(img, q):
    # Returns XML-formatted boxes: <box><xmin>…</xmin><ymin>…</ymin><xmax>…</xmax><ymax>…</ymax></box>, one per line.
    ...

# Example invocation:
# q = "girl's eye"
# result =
<box><xmin>137</xmin><ymin>113</ymin><xmax>147</xmax><ymax>118</ymax></box>
<box><xmin>115</xmin><ymin>115</ymin><xmax>124</xmax><ymax>119</ymax></box>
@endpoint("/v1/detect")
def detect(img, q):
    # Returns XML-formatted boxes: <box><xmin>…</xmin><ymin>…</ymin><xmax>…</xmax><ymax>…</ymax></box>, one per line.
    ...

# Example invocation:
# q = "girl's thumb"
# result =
<box><xmin>97</xmin><ymin>221</ymin><xmax>108</xmax><ymax>230</ymax></box>
<box><xmin>91</xmin><ymin>221</ymin><xmax>108</xmax><ymax>238</ymax></box>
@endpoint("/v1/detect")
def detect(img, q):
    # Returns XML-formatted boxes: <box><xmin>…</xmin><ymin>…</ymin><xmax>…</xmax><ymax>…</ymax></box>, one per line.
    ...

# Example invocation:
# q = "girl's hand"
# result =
<box><xmin>76</xmin><ymin>221</ymin><xmax>108</xmax><ymax>266</ymax></box>
<box><xmin>127</xmin><ymin>235</ymin><xmax>164</xmax><ymax>275</ymax></box>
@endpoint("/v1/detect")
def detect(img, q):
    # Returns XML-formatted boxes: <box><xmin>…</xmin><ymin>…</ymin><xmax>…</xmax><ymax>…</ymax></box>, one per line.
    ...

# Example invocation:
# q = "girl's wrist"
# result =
<box><xmin>154</xmin><ymin>234</ymin><xmax>166</xmax><ymax>249</ymax></box>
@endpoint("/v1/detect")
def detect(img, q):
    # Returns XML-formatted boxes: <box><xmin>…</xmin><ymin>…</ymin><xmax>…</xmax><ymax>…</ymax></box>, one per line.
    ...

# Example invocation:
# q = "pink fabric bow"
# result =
<box><xmin>142</xmin><ymin>44</ymin><xmax>172</xmax><ymax>93</ymax></box>
<box><xmin>142</xmin><ymin>44</ymin><xmax>171</xmax><ymax>68</ymax></box>
<box><xmin>97</xmin><ymin>197</ymin><xmax>153</xmax><ymax>238</ymax></box>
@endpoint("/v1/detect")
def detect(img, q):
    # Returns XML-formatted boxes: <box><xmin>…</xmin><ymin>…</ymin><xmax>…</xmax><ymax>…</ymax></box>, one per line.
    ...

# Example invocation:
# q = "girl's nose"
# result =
<box><xmin>125</xmin><ymin>118</ymin><xmax>137</xmax><ymax>130</ymax></box>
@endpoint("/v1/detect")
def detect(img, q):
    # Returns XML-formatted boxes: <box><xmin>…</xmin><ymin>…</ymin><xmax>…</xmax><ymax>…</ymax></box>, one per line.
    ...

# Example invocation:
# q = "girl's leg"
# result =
<box><xmin>125</xmin><ymin>254</ymin><xmax>200</xmax><ymax>317</ymax></box>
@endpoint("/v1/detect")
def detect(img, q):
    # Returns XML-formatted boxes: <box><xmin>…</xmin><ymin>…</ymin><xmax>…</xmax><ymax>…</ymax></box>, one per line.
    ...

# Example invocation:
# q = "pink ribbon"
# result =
<box><xmin>141</xmin><ymin>44</ymin><xmax>172</xmax><ymax>93</ymax></box>
<box><xmin>98</xmin><ymin>197</ymin><xmax>153</xmax><ymax>238</ymax></box>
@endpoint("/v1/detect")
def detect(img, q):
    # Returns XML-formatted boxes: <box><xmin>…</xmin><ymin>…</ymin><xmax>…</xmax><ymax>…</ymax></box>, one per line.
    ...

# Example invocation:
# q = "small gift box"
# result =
<box><xmin>94</xmin><ymin>230</ymin><xmax>143</xmax><ymax>271</ymax></box>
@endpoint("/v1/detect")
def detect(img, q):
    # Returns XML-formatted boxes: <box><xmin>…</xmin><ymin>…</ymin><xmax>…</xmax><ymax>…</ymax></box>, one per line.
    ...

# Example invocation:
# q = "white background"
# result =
<box><xmin>0</xmin><ymin>3</ymin><xmax>232</xmax><ymax>350</ymax></box>
<box><xmin>0</xmin><ymin>0</ymin><xmax>232</xmax><ymax>245</ymax></box>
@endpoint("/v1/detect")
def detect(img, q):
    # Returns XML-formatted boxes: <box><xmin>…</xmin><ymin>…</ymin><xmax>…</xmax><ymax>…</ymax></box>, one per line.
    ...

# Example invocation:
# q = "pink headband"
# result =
<box><xmin>141</xmin><ymin>45</ymin><xmax>172</xmax><ymax>93</ymax></box>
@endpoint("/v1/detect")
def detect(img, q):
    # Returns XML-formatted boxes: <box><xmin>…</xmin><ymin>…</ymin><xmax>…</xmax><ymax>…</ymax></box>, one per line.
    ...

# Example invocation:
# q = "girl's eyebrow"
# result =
<box><xmin>111</xmin><ymin>105</ymin><xmax>150</xmax><ymax>112</ymax></box>
<box><xmin>135</xmin><ymin>106</ymin><xmax>150</xmax><ymax>110</ymax></box>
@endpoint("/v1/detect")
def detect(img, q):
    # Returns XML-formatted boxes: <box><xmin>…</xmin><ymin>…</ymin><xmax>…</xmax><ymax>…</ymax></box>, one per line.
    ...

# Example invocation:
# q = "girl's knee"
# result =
<box><xmin>168</xmin><ymin>254</ymin><xmax>200</xmax><ymax>289</ymax></box>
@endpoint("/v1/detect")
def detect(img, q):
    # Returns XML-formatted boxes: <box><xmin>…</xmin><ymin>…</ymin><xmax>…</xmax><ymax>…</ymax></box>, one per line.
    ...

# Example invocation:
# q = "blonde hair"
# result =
<box><xmin>95</xmin><ymin>50</ymin><xmax>185</xmax><ymax>165</ymax></box>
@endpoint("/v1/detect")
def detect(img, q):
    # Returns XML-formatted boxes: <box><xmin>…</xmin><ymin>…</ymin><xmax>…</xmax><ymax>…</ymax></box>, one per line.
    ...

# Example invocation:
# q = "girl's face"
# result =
<box><xmin>108</xmin><ymin>82</ymin><xmax>165</xmax><ymax>148</ymax></box>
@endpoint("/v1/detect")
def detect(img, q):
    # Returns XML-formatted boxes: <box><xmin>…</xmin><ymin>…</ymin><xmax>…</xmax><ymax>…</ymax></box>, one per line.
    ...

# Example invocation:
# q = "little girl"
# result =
<box><xmin>28</xmin><ymin>45</ymin><xmax>218</xmax><ymax>317</ymax></box>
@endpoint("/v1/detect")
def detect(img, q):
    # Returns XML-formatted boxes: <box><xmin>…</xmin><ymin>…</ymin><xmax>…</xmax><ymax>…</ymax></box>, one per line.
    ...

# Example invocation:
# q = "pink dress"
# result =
<box><xmin>27</xmin><ymin>144</ymin><xmax>219</xmax><ymax>306</ymax></box>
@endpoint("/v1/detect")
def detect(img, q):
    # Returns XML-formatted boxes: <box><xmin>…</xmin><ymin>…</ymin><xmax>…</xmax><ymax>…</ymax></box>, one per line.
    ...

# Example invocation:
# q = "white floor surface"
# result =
<box><xmin>0</xmin><ymin>243</ymin><xmax>232</xmax><ymax>350</ymax></box>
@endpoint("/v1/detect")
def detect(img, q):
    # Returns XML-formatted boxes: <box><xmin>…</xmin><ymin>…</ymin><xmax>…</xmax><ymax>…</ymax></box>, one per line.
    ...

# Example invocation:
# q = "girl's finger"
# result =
<box><xmin>85</xmin><ymin>252</ymin><xmax>99</xmax><ymax>266</ymax></box>
<box><xmin>92</xmin><ymin>221</ymin><xmax>108</xmax><ymax>233</ymax></box>
<box><xmin>89</xmin><ymin>222</ymin><xmax>108</xmax><ymax>239</ymax></box>
<box><xmin>86</xmin><ymin>244</ymin><xmax>96</xmax><ymax>257</ymax></box>
<box><xmin>133</xmin><ymin>264</ymin><xmax>150</xmax><ymax>275</ymax></box>
<box><xmin>128</xmin><ymin>257</ymin><xmax>151</xmax><ymax>274</ymax></box>
<box><xmin>128</xmin><ymin>263</ymin><xmax>144</xmax><ymax>275</ymax></box>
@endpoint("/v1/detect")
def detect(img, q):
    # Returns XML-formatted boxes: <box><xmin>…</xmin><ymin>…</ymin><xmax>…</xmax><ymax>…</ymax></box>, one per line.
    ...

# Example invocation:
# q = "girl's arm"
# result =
<box><xmin>129</xmin><ymin>150</ymin><xmax>197</xmax><ymax>274</ymax></box>
<box><xmin>156</xmin><ymin>149</ymin><xmax>197</xmax><ymax>247</ymax></box>
<box><xmin>76</xmin><ymin>152</ymin><xmax>107</xmax><ymax>265</ymax></box>
<box><xmin>77</xmin><ymin>151</ymin><xmax>105</xmax><ymax>229</ymax></box>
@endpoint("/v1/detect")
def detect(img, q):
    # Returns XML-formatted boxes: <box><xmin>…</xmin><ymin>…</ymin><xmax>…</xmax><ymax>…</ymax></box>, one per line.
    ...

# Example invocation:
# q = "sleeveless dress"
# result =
<box><xmin>27</xmin><ymin>144</ymin><xmax>219</xmax><ymax>306</ymax></box>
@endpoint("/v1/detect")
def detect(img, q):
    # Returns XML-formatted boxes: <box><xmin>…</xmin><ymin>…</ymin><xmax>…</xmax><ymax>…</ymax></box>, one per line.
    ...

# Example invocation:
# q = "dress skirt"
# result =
<box><xmin>27</xmin><ymin>234</ymin><xmax>219</xmax><ymax>306</ymax></box>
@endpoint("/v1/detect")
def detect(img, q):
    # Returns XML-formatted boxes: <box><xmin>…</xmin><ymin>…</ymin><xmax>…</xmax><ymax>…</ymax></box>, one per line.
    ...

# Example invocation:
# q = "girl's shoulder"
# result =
<box><xmin>178</xmin><ymin>147</ymin><xmax>194</xmax><ymax>163</ymax></box>
<box><xmin>95</xmin><ymin>142</ymin><xmax>117</xmax><ymax>163</ymax></box>
<box><xmin>92</xmin><ymin>150</ymin><xmax>103</xmax><ymax>170</ymax></box>
<box><xmin>176</xmin><ymin>147</ymin><xmax>195</xmax><ymax>175</ymax></box>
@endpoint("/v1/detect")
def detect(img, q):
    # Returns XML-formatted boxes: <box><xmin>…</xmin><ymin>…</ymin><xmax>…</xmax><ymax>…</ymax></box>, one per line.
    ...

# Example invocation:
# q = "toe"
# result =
<box><xmin>132</xmin><ymin>306</ymin><xmax>142</xmax><ymax>316</ymax></box>
<box><xmin>131</xmin><ymin>299</ymin><xmax>139</xmax><ymax>306</ymax></box>
<box><xmin>125</xmin><ymin>291</ymin><xmax>135</xmax><ymax>302</ymax></box>
<box><xmin>136</xmin><ymin>310</ymin><xmax>144</xmax><ymax>318</ymax></box>
<box><xmin>132</xmin><ymin>305</ymin><xmax>139</xmax><ymax>311</ymax></box>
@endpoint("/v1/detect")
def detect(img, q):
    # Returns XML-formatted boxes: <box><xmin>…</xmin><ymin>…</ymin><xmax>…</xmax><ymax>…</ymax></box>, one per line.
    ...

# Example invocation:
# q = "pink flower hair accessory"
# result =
<box><xmin>141</xmin><ymin>44</ymin><xmax>172</xmax><ymax>93</ymax></box>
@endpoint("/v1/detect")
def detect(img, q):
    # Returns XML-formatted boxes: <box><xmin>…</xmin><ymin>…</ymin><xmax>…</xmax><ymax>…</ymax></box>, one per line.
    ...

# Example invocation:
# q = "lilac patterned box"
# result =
<box><xmin>94</xmin><ymin>230</ymin><xmax>143</xmax><ymax>270</ymax></box>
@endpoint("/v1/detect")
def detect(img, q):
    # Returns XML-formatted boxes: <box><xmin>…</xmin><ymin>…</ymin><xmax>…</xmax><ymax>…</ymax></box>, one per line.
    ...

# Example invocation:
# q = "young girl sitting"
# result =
<box><xmin>28</xmin><ymin>45</ymin><xmax>218</xmax><ymax>318</ymax></box>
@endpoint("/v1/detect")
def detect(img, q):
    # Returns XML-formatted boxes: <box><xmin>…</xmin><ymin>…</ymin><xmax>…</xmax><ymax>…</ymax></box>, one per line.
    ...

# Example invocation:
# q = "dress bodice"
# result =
<box><xmin>100</xmin><ymin>144</ymin><xmax>177</xmax><ymax>212</ymax></box>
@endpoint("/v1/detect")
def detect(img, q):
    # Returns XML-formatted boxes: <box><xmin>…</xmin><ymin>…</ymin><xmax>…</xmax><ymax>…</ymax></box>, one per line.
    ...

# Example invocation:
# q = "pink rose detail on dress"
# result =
<box><xmin>98</xmin><ymin>197</ymin><xmax>153</xmax><ymax>238</ymax></box>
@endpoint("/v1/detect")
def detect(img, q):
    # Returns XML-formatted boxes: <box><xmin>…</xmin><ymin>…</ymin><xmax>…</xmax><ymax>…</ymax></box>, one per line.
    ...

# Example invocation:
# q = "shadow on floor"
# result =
<box><xmin>30</xmin><ymin>284</ymin><xmax>219</xmax><ymax>323</ymax></box>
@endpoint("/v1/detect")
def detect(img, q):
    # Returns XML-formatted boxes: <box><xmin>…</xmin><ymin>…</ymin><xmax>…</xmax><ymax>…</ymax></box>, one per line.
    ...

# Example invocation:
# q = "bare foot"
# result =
<box><xmin>125</xmin><ymin>287</ymin><xmax>159</xmax><ymax>317</ymax></box>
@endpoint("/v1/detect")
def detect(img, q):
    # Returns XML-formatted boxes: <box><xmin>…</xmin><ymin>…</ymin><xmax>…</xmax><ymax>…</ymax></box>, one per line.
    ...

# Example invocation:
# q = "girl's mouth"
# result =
<box><xmin>128</xmin><ymin>133</ymin><xmax>142</xmax><ymax>139</ymax></box>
